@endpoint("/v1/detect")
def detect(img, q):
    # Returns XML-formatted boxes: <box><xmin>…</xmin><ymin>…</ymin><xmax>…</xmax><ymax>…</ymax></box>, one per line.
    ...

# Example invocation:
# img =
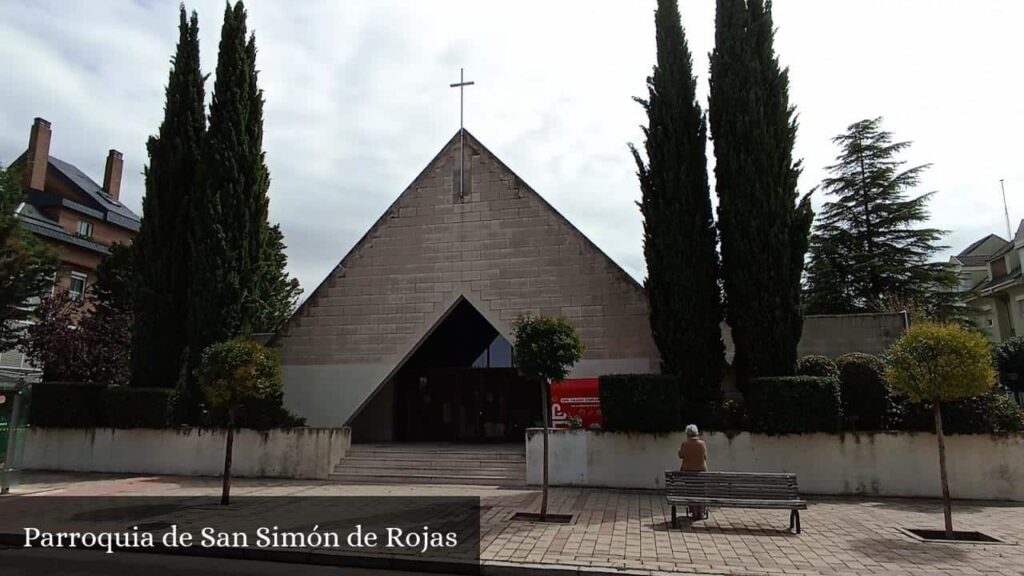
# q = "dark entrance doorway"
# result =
<box><xmin>392</xmin><ymin>299</ymin><xmax>540</xmax><ymax>443</ymax></box>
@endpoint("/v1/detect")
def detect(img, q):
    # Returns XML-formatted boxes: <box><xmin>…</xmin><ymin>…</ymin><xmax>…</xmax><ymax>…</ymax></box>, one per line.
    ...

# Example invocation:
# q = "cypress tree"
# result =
<box><xmin>253</xmin><ymin>223</ymin><xmax>302</xmax><ymax>334</ymax></box>
<box><xmin>630</xmin><ymin>0</ymin><xmax>723</xmax><ymax>403</ymax></box>
<box><xmin>804</xmin><ymin>117</ymin><xmax>956</xmax><ymax>317</ymax></box>
<box><xmin>132</xmin><ymin>5</ymin><xmax>205</xmax><ymax>389</ymax></box>
<box><xmin>190</xmin><ymin>1</ymin><xmax>302</xmax><ymax>373</ymax></box>
<box><xmin>190</xmin><ymin>1</ymin><xmax>265</xmax><ymax>373</ymax></box>
<box><xmin>709</xmin><ymin>0</ymin><xmax>813</xmax><ymax>384</ymax></box>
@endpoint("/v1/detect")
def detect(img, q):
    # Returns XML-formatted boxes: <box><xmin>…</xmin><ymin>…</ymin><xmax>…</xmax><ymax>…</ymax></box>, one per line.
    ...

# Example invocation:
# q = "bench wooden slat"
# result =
<box><xmin>667</xmin><ymin>497</ymin><xmax>807</xmax><ymax>510</ymax></box>
<box><xmin>664</xmin><ymin>470</ymin><xmax>807</xmax><ymax>532</ymax></box>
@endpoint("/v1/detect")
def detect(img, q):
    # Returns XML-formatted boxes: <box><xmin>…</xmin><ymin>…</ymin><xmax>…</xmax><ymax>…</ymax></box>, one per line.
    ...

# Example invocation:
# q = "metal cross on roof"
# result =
<box><xmin>450</xmin><ymin>68</ymin><xmax>475</xmax><ymax>200</ymax></box>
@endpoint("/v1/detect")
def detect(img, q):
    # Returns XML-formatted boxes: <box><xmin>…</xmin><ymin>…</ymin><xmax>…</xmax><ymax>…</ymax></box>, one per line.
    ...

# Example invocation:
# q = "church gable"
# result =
<box><xmin>276</xmin><ymin>130</ymin><xmax>657</xmax><ymax>370</ymax></box>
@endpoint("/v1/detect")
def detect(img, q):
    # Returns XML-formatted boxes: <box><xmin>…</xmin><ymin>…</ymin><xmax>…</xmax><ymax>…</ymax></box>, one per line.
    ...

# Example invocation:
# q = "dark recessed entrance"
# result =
<box><xmin>392</xmin><ymin>299</ymin><xmax>540</xmax><ymax>443</ymax></box>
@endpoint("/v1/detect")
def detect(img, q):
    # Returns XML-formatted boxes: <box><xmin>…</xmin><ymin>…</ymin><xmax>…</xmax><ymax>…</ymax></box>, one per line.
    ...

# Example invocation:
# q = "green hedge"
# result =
<box><xmin>745</xmin><ymin>376</ymin><xmax>842</xmax><ymax>434</ymax></box>
<box><xmin>598</xmin><ymin>374</ymin><xmax>682</xmax><ymax>433</ymax></box>
<box><xmin>836</xmin><ymin>353</ymin><xmax>891</xmax><ymax>431</ymax></box>
<box><xmin>204</xmin><ymin>390</ymin><xmax>306</xmax><ymax>430</ymax></box>
<box><xmin>29</xmin><ymin>381</ymin><xmax>304</xmax><ymax>430</ymax></box>
<box><xmin>105</xmin><ymin>387</ymin><xmax>173</xmax><ymax>428</ymax></box>
<box><xmin>29</xmin><ymin>382</ymin><xmax>107</xmax><ymax>427</ymax></box>
<box><xmin>795</xmin><ymin>355</ymin><xmax>839</xmax><ymax>378</ymax></box>
<box><xmin>893</xmin><ymin>388</ymin><xmax>1024</xmax><ymax>434</ymax></box>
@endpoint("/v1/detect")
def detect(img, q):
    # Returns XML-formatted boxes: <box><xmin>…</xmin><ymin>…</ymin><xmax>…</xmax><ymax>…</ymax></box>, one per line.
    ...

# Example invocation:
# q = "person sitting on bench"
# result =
<box><xmin>678</xmin><ymin>424</ymin><xmax>708</xmax><ymax>520</ymax></box>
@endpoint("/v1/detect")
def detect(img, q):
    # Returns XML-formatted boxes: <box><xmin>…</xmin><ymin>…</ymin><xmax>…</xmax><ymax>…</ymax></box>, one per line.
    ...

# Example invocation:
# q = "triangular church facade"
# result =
<box><xmin>275</xmin><ymin>131</ymin><xmax>658</xmax><ymax>441</ymax></box>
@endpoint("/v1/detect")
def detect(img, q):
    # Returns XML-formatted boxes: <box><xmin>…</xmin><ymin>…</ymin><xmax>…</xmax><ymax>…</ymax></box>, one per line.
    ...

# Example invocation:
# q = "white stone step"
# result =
<box><xmin>339</xmin><ymin>458</ymin><xmax>522</xmax><ymax>469</ymax></box>
<box><xmin>328</xmin><ymin>470</ymin><xmax>525</xmax><ymax>486</ymax></box>
<box><xmin>342</xmin><ymin>454</ymin><xmax>524</xmax><ymax>466</ymax></box>
<box><xmin>331</xmin><ymin>444</ymin><xmax>526</xmax><ymax>486</ymax></box>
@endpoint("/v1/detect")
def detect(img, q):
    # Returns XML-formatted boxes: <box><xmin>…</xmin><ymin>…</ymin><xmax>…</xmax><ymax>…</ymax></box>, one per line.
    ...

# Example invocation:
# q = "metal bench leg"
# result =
<box><xmin>671</xmin><ymin>505</ymin><xmax>678</xmax><ymax>528</ymax></box>
<box><xmin>790</xmin><ymin>510</ymin><xmax>801</xmax><ymax>534</ymax></box>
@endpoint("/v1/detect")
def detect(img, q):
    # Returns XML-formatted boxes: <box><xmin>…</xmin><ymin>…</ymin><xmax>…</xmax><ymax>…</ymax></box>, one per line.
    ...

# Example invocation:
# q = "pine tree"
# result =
<box><xmin>630</xmin><ymin>0</ymin><xmax>723</xmax><ymax>403</ymax></box>
<box><xmin>804</xmin><ymin>117</ymin><xmax>956</xmax><ymax>316</ymax></box>
<box><xmin>709</xmin><ymin>0</ymin><xmax>813</xmax><ymax>384</ymax></box>
<box><xmin>0</xmin><ymin>166</ymin><xmax>57</xmax><ymax>350</ymax></box>
<box><xmin>253</xmin><ymin>223</ymin><xmax>301</xmax><ymax>334</ymax></box>
<box><xmin>132</xmin><ymin>5</ymin><xmax>205</xmax><ymax>389</ymax></box>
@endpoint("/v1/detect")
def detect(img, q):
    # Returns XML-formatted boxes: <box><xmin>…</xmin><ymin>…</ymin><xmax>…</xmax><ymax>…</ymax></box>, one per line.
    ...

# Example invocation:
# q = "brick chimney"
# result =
<box><xmin>24</xmin><ymin>117</ymin><xmax>51</xmax><ymax>191</ymax></box>
<box><xmin>103</xmin><ymin>149</ymin><xmax>123</xmax><ymax>201</ymax></box>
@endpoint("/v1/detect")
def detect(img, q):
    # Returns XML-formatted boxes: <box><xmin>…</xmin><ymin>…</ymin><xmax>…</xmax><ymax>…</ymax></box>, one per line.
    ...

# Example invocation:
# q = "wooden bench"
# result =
<box><xmin>665</xmin><ymin>471</ymin><xmax>808</xmax><ymax>533</ymax></box>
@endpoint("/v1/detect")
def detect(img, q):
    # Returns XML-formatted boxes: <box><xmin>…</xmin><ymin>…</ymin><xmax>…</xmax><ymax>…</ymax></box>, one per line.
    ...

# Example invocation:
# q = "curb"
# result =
<box><xmin>0</xmin><ymin>533</ymin><xmax>723</xmax><ymax>576</ymax></box>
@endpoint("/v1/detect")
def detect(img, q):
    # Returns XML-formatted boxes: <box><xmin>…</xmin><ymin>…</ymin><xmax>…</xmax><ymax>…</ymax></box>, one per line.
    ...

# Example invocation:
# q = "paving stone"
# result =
<box><xmin>4</xmin><ymin>472</ymin><xmax>1022</xmax><ymax>576</ymax></box>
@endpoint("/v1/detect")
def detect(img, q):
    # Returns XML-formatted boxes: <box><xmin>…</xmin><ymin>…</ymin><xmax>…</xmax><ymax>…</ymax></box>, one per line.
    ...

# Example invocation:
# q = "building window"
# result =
<box><xmin>77</xmin><ymin>220</ymin><xmax>93</xmax><ymax>238</ymax></box>
<box><xmin>472</xmin><ymin>335</ymin><xmax>514</xmax><ymax>368</ymax></box>
<box><xmin>69</xmin><ymin>272</ymin><xmax>87</xmax><ymax>300</ymax></box>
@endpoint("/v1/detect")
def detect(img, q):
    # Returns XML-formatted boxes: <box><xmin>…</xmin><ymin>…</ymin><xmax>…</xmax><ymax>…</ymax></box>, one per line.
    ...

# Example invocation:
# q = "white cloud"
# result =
<box><xmin>2</xmin><ymin>0</ymin><xmax>1021</xmax><ymax>296</ymax></box>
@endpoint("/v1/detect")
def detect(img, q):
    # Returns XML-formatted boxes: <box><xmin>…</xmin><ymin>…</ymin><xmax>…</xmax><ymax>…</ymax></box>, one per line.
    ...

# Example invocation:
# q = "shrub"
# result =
<box><xmin>893</xmin><ymin>388</ymin><xmax>1024</xmax><ymax>434</ymax></box>
<box><xmin>105</xmin><ymin>387</ymin><xmax>173</xmax><ymax>428</ymax></box>
<box><xmin>795</xmin><ymin>355</ymin><xmax>839</xmax><ymax>378</ymax></box>
<box><xmin>205</xmin><ymin>390</ymin><xmax>306</xmax><ymax>430</ymax></box>
<box><xmin>835</xmin><ymin>352</ymin><xmax>890</xmax><ymax>430</ymax></box>
<box><xmin>745</xmin><ymin>376</ymin><xmax>842</xmax><ymax>434</ymax></box>
<box><xmin>994</xmin><ymin>337</ymin><xmax>1024</xmax><ymax>392</ymax></box>
<box><xmin>599</xmin><ymin>374</ymin><xmax>682</xmax><ymax>433</ymax></box>
<box><xmin>679</xmin><ymin>398</ymin><xmax>747</xmax><ymax>431</ymax></box>
<box><xmin>29</xmin><ymin>382</ymin><xmax>107</xmax><ymax>427</ymax></box>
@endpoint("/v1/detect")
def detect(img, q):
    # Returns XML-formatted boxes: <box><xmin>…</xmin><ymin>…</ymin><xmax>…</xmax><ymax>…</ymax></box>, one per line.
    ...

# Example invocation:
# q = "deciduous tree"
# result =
<box><xmin>196</xmin><ymin>338</ymin><xmax>281</xmax><ymax>505</ymax></box>
<box><xmin>0</xmin><ymin>166</ymin><xmax>57</xmax><ymax>350</ymax></box>
<box><xmin>886</xmin><ymin>323</ymin><xmax>995</xmax><ymax>538</ymax></box>
<box><xmin>512</xmin><ymin>315</ymin><xmax>584</xmax><ymax>521</ymax></box>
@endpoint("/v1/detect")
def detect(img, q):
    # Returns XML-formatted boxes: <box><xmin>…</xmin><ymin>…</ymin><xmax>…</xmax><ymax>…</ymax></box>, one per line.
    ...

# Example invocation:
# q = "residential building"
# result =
<box><xmin>9</xmin><ymin>117</ymin><xmax>140</xmax><ymax>297</ymax></box>
<box><xmin>951</xmin><ymin>221</ymin><xmax>1024</xmax><ymax>341</ymax></box>
<box><xmin>1</xmin><ymin>117</ymin><xmax>140</xmax><ymax>382</ymax></box>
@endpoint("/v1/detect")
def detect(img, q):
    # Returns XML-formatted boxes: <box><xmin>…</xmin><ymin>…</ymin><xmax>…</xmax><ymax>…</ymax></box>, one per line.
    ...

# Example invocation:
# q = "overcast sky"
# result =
<box><xmin>2</xmin><ymin>0</ymin><xmax>1021</xmax><ymax>299</ymax></box>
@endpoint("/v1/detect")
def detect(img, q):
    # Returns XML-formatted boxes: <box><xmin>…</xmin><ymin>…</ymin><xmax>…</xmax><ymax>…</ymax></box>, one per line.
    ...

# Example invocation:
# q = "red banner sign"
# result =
<box><xmin>550</xmin><ymin>378</ymin><xmax>603</xmax><ymax>430</ymax></box>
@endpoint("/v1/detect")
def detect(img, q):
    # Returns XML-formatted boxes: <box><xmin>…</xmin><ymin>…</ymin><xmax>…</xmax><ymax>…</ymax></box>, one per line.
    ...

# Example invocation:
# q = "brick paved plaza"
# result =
<box><xmin>2</xmin><ymin>473</ymin><xmax>1021</xmax><ymax>576</ymax></box>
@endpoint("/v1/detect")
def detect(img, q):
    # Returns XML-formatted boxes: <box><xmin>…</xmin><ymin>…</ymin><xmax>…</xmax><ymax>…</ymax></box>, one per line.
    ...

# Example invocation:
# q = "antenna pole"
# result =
<box><xmin>1001</xmin><ymin>179</ymin><xmax>1012</xmax><ymax>238</ymax></box>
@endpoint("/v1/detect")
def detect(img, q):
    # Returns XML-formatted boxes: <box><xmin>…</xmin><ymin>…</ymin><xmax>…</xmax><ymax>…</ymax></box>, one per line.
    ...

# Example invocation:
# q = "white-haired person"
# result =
<box><xmin>678</xmin><ymin>423</ymin><xmax>709</xmax><ymax>520</ymax></box>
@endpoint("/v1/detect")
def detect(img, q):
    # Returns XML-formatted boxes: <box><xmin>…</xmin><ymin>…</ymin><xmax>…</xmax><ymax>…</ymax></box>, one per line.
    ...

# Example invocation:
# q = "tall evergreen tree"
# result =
<box><xmin>804</xmin><ymin>117</ymin><xmax>956</xmax><ymax>316</ymax></box>
<box><xmin>132</xmin><ymin>5</ymin><xmax>205</xmax><ymax>389</ymax></box>
<box><xmin>709</xmin><ymin>0</ymin><xmax>813</xmax><ymax>384</ymax></box>
<box><xmin>190</xmin><ymin>1</ymin><xmax>295</xmax><ymax>373</ymax></box>
<box><xmin>253</xmin><ymin>223</ymin><xmax>302</xmax><ymax>334</ymax></box>
<box><xmin>630</xmin><ymin>0</ymin><xmax>723</xmax><ymax>403</ymax></box>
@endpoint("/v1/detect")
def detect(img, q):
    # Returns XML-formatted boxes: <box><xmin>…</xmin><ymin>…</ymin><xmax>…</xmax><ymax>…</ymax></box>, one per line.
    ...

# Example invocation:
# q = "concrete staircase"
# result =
<box><xmin>329</xmin><ymin>444</ymin><xmax>526</xmax><ymax>486</ymax></box>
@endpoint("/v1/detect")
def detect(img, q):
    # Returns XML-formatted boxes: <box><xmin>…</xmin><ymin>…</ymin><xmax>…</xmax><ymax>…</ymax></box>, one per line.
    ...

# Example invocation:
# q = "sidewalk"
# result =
<box><xmin>1</xmin><ymin>472</ymin><xmax>1021</xmax><ymax>576</ymax></box>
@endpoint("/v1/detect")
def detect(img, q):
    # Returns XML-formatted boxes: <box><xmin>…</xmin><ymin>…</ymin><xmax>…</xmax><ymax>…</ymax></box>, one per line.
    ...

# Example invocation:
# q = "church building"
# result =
<box><xmin>274</xmin><ymin>130</ymin><xmax>659</xmax><ymax>442</ymax></box>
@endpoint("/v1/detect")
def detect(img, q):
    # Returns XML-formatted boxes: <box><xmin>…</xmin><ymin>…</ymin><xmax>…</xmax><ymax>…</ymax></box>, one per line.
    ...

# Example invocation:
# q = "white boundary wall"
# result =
<box><xmin>526</xmin><ymin>429</ymin><xmax>1024</xmax><ymax>501</ymax></box>
<box><xmin>19</xmin><ymin>427</ymin><xmax>351</xmax><ymax>479</ymax></box>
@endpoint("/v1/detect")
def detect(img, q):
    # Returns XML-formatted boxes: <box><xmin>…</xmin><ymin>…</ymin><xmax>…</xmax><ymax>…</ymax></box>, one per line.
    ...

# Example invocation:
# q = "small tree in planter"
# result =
<box><xmin>512</xmin><ymin>315</ymin><xmax>583</xmax><ymax>521</ymax></box>
<box><xmin>195</xmin><ymin>338</ymin><xmax>281</xmax><ymax>505</ymax></box>
<box><xmin>885</xmin><ymin>323</ymin><xmax>995</xmax><ymax>538</ymax></box>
